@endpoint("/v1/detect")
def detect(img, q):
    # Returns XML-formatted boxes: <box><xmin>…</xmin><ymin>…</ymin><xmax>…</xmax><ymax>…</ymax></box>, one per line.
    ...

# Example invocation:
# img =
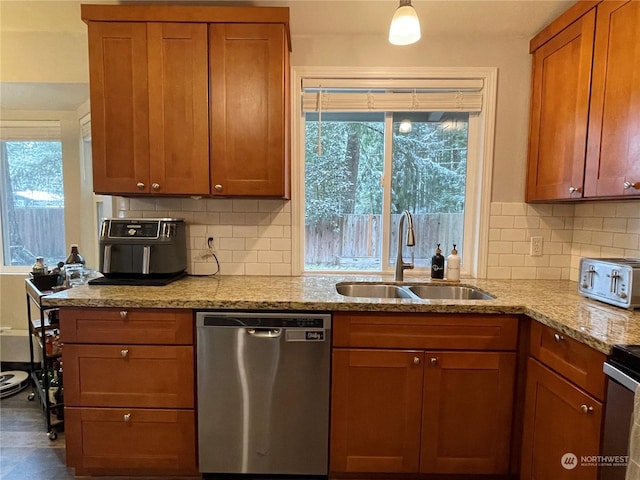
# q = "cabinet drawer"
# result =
<box><xmin>65</xmin><ymin>407</ymin><xmax>197</xmax><ymax>476</ymax></box>
<box><xmin>59</xmin><ymin>308</ymin><xmax>193</xmax><ymax>345</ymax></box>
<box><xmin>64</xmin><ymin>345</ymin><xmax>194</xmax><ymax>408</ymax></box>
<box><xmin>333</xmin><ymin>313</ymin><xmax>519</xmax><ymax>351</ymax></box>
<box><xmin>529</xmin><ymin>321</ymin><xmax>606</xmax><ymax>400</ymax></box>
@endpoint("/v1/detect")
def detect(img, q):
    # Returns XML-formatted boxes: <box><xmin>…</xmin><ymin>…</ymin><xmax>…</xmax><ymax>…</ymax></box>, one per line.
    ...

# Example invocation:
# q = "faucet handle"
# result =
<box><xmin>407</xmin><ymin>250</ymin><xmax>415</xmax><ymax>270</ymax></box>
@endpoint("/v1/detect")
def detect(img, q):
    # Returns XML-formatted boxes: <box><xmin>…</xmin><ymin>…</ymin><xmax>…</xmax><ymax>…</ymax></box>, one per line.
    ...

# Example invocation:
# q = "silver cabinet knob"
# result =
<box><xmin>568</xmin><ymin>186</ymin><xmax>582</xmax><ymax>193</ymax></box>
<box><xmin>119</xmin><ymin>311</ymin><xmax>128</xmax><ymax>319</ymax></box>
<box><xmin>430</xmin><ymin>357</ymin><xmax>438</xmax><ymax>366</ymax></box>
<box><xmin>580</xmin><ymin>404</ymin><xmax>594</xmax><ymax>414</ymax></box>
<box><xmin>554</xmin><ymin>333</ymin><xmax>564</xmax><ymax>342</ymax></box>
<box><xmin>152</xmin><ymin>183</ymin><xmax>160</xmax><ymax>190</ymax></box>
<box><xmin>136</xmin><ymin>182</ymin><xmax>145</xmax><ymax>190</ymax></box>
<box><xmin>413</xmin><ymin>356</ymin><xmax>420</xmax><ymax>365</ymax></box>
<box><xmin>121</xmin><ymin>349</ymin><xmax>129</xmax><ymax>359</ymax></box>
<box><xmin>624</xmin><ymin>181</ymin><xmax>639</xmax><ymax>190</ymax></box>
<box><xmin>214</xmin><ymin>184</ymin><xmax>223</xmax><ymax>191</ymax></box>
<box><xmin>124</xmin><ymin>413</ymin><xmax>131</xmax><ymax>422</ymax></box>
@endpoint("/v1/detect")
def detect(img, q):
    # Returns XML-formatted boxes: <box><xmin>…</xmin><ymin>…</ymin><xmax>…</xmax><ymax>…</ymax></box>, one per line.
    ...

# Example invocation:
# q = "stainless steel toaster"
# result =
<box><xmin>578</xmin><ymin>258</ymin><xmax>640</xmax><ymax>309</ymax></box>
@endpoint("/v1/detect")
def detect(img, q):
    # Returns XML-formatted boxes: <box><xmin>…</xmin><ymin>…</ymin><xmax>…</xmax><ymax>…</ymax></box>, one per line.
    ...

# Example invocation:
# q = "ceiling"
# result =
<box><xmin>0</xmin><ymin>0</ymin><xmax>575</xmax><ymax>111</ymax></box>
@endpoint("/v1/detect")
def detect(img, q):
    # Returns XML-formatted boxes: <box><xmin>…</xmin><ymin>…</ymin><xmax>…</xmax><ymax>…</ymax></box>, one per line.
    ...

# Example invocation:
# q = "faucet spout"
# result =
<box><xmin>395</xmin><ymin>210</ymin><xmax>415</xmax><ymax>282</ymax></box>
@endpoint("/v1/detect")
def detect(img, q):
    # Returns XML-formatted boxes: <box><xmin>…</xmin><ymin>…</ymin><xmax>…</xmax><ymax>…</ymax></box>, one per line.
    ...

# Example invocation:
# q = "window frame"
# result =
<box><xmin>291</xmin><ymin>66</ymin><xmax>498</xmax><ymax>279</ymax></box>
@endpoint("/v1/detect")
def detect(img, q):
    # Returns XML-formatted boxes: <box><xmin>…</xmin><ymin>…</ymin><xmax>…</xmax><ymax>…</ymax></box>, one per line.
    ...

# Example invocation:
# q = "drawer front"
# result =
<box><xmin>64</xmin><ymin>345</ymin><xmax>194</xmax><ymax>408</ymax></box>
<box><xmin>65</xmin><ymin>407</ymin><xmax>197</xmax><ymax>476</ymax></box>
<box><xmin>529</xmin><ymin>321</ymin><xmax>606</xmax><ymax>400</ymax></box>
<box><xmin>333</xmin><ymin>313</ymin><xmax>519</xmax><ymax>351</ymax></box>
<box><xmin>59</xmin><ymin>308</ymin><xmax>193</xmax><ymax>345</ymax></box>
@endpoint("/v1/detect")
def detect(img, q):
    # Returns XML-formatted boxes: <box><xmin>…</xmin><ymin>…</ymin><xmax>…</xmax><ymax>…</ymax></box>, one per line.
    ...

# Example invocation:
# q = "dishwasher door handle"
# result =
<box><xmin>604</xmin><ymin>362</ymin><xmax>640</xmax><ymax>392</ymax></box>
<box><xmin>246</xmin><ymin>328</ymin><xmax>282</xmax><ymax>338</ymax></box>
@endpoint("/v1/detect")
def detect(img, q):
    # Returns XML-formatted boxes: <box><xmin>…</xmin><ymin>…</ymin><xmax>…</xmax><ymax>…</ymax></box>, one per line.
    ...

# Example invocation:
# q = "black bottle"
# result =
<box><xmin>431</xmin><ymin>244</ymin><xmax>445</xmax><ymax>279</ymax></box>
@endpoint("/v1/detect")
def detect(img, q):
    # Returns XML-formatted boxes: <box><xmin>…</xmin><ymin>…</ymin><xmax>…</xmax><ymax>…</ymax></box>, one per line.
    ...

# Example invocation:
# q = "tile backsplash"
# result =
<box><xmin>116</xmin><ymin>197</ymin><xmax>639</xmax><ymax>281</ymax></box>
<box><xmin>116</xmin><ymin>197</ymin><xmax>292</xmax><ymax>276</ymax></box>
<box><xmin>489</xmin><ymin>201</ymin><xmax>640</xmax><ymax>281</ymax></box>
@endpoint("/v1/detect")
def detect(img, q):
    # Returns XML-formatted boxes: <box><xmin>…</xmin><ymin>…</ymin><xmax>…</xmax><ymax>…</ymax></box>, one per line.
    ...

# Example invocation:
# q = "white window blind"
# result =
<box><xmin>301</xmin><ymin>78</ymin><xmax>484</xmax><ymax>113</ymax></box>
<box><xmin>0</xmin><ymin>121</ymin><xmax>61</xmax><ymax>141</ymax></box>
<box><xmin>79</xmin><ymin>114</ymin><xmax>91</xmax><ymax>141</ymax></box>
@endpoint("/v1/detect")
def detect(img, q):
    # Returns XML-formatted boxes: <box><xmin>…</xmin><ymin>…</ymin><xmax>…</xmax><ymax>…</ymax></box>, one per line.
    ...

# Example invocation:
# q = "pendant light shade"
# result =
<box><xmin>388</xmin><ymin>0</ymin><xmax>421</xmax><ymax>46</ymax></box>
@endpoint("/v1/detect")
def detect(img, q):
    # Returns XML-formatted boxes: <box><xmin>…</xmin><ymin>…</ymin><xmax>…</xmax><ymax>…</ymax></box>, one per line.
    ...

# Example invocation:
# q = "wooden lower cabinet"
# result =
<box><xmin>59</xmin><ymin>307</ymin><xmax>198</xmax><ymax>476</ymax></box>
<box><xmin>520</xmin><ymin>358</ymin><xmax>602</xmax><ymax>480</ymax></box>
<box><xmin>330</xmin><ymin>348</ymin><xmax>516</xmax><ymax>475</ymax></box>
<box><xmin>65</xmin><ymin>407</ymin><xmax>196</xmax><ymax>476</ymax></box>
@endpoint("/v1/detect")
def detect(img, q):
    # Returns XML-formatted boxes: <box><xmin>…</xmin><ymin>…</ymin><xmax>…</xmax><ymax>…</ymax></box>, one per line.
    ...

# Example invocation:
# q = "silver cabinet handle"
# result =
<box><xmin>214</xmin><ymin>184</ymin><xmax>223</xmax><ymax>191</ymax></box>
<box><xmin>152</xmin><ymin>183</ymin><xmax>160</xmax><ymax>190</ymax></box>
<box><xmin>121</xmin><ymin>349</ymin><xmax>129</xmax><ymax>358</ymax></box>
<box><xmin>580</xmin><ymin>404</ymin><xmax>594</xmax><ymax>414</ymax></box>
<box><xmin>568</xmin><ymin>186</ymin><xmax>582</xmax><ymax>193</ymax></box>
<box><xmin>624</xmin><ymin>181</ymin><xmax>639</xmax><ymax>190</ymax></box>
<box><xmin>413</xmin><ymin>356</ymin><xmax>420</xmax><ymax>365</ymax></box>
<box><xmin>136</xmin><ymin>182</ymin><xmax>145</xmax><ymax>190</ymax></box>
<box><xmin>119</xmin><ymin>311</ymin><xmax>128</xmax><ymax>319</ymax></box>
<box><xmin>430</xmin><ymin>357</ymin><xmax>438</xmax><ymax>366</ymax></box>
<box><xmin>554</xmin><ymin>333</ymin><xmax>564</xmax><ymax>342</ymax></box>
<box><xmin>124</xmin><ymin>413</ymin><xmax>131</xmax><ymax>422</ymax></box>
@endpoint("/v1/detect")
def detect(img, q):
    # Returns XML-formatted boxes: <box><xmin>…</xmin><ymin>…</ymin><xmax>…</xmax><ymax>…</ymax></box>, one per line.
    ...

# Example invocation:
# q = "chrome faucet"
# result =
<box><xmin>395</xmin><ymin>210</ymin><xmax>415</xmax><ymax>281</ymax></box>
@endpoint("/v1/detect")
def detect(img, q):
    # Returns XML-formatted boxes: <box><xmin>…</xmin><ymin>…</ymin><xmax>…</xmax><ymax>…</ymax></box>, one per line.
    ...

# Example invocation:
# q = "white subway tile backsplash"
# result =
<box><xmin>233</xmin><ymin>199</ymin><xmax>259</xmax><ymax>212</ymax></box>
<box><xmin>206</xmin><ymin>199</ymin><xmax>233</xmax><ymax>212</ymax></box>
<box><xmin>488</xmin><ymin>200</ymin><xmax>639</xmax><ymax>281</ymax></box>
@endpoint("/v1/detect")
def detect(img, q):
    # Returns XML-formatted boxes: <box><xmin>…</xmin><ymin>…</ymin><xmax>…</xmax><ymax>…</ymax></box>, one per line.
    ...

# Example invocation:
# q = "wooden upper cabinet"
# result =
<box><xmin>88</xmin><ymin>21</ymin><xmax>209</xmax><ymax>195</ymax></box>
<box><xmin>526</xmin><ymin>9</ymin><xmax>596</xmax><ymax>201</ymax></box>
<box><xmin>88</xmin><ymin>22</ymin><xmax>150</xmax><ymax>194</ymax></box>
<box><xmin>584</xmin><ymin>0</ymin><xmax>640</xmax><ymax>198</ymax></box>
<box><xmin>147</xmin><ymin>23</ymin><xmax>210</xmax><ymax>195</ymax></box>
<box><xmin>209</xmin><ymin>23</ymin><xmax>290</xmax><ymax>198</ymax></box>
<box><xmin>83</xmin><ymin>5</ymin><xmax>291</xmax><ymax>198</ymax></box>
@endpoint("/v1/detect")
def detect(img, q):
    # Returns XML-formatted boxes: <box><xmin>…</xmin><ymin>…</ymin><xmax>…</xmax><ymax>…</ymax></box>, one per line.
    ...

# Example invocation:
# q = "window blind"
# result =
<box><xmin>301</xmin><ymin>78</ymin><xmax>484</xmax><ymax>113</ymax></box>
<box><xmin>0</xmin><ymin>121</ymin><xmax>62</xmax><ymax>141</ymax></box>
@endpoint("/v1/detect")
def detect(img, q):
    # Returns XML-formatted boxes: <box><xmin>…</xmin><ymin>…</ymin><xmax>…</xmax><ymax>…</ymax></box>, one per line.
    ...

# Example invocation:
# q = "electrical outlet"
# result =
<box><xmin>530</xmin><ymin>236</ymin><xmax>543</xmax><ymax>257</ymax></box>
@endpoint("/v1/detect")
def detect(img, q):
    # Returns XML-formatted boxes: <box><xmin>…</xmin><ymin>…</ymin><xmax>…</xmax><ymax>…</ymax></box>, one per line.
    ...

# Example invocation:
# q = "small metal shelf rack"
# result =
<box><xmin>25</xmin><ymin>277</ymin><xmax>65</xmax><ymax>441</ymax></box>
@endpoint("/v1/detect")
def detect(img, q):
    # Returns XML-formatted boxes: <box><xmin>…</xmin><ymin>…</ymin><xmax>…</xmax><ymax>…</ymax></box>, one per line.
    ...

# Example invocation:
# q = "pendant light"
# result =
<box><xmin>388</xmin><ymin>0</ymin><xmax>421</xmax><ymax>46</ymax></box>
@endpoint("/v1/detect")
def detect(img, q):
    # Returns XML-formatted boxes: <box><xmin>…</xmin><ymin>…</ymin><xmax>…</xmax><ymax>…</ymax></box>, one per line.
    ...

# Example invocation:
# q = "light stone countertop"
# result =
<box><xmin>40</xmin><ymin>274</ymin><xmax>640</xmax><ymax>355</ymax></box>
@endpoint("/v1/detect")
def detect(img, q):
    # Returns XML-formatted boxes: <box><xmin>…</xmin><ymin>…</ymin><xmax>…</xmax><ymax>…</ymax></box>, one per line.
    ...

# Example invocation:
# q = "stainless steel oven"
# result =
<box><xmin>601</xmin><ymin>345</ymin><xmax>640</xmax><ymax>480</ymax></box>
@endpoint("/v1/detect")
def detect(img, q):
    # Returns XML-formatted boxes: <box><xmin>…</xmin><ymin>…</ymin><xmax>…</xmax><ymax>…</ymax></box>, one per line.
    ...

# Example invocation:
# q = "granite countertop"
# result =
<box><xmin>41</xmin><ymin>274</ymin><xmax>640</xmax><ymax>355</ymax></box>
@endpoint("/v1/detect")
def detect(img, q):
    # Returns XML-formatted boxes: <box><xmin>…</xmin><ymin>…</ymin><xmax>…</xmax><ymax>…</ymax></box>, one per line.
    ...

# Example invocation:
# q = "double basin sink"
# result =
<box><xmin>336</xmin><ymin>282</ymin><xmax>495</xmax><ymax>301</ymax></box>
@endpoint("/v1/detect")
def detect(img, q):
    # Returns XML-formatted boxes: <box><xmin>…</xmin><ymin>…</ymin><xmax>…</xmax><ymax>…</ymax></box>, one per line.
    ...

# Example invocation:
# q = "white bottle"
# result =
<box><xmin>446</xmin><ymin>244</ymin><xmax>460</xmax><ymax>281</ymax></box>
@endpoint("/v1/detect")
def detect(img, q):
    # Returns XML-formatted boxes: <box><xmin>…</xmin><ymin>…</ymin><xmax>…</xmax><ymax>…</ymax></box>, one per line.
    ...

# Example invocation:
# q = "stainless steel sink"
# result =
<box><xmin>406</xmin><ymin>284</ymin><xmax>495</xmax><ymax>300</ymax></box>
<box><xmin>335</xmin><ymin>282</ymin><xmax>494</xmax><ymax>300</ymax></box>
<box><xmin>335</xmin><ymin>283</ymin><xmax>415</xmax><ymax>299</ymax></box>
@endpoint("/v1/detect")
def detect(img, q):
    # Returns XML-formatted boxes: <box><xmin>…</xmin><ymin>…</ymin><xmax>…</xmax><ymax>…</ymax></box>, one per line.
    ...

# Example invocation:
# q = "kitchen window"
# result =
<box><xmin>292</xmin><ymin>68</ymin><xmax>497</xmax><ymax>278</ymax></box>
<box><xmin>0</xmin><ymin>121</ymin><xmax>66</xmax><ymax>268</ymax></box>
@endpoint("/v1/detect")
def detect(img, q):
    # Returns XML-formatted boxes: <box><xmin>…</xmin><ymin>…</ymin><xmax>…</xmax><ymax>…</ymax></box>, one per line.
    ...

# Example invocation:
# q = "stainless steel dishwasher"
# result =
<box><xmin>195</xmin><ymin>311</ymin><xmax>331</xmax><ymax>476</ymax></box>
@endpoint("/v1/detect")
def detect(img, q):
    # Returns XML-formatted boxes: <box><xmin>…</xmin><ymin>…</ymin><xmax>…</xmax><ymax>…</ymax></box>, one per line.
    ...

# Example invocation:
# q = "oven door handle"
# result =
<box><xmin>604</xmin><ymin>362</ymin><xmax>640</xmax><ymax>392</ymax></box>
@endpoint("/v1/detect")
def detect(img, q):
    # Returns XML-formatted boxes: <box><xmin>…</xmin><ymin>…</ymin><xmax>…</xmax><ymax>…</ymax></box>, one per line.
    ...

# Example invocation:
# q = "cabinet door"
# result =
<box><xmin>526</xmin><ymin>10</ymin><xmax>596</xmax><ymax>201</ymax></box>
<box><xmin>584</xmin><ymin>1</ymin><xmax>640</xmax><ymax>197</ymax></box>
<box><xmin>147</xmin><ymin>23</ymin><xmax>210</xmax><ymax>195</ymax></box>
<box><xmin>420</xmin><ymin>351</ymin><xmax>516</xmax><ymax>474</ymax></box>
<box><xmin>88</xmin><ymin>22</ymin><xmax>150</xmax><ymax>194</ymax></box>
<box><xmin>209</xmin><ymin>23</ymin><xmax>289</xmax><ymax>197</ymax></box>
<box><xmin>330</xmin><ymin>349</ymin><xmax>423</xmax><ymax>474</ymax></box>
<box><xmin>520</xmin><ymin>358</ymin><xmax>602</xmax><ymax>480</ymax></box>
<box><xmin>63</xmin><ymin>344</ymin><xmax>194</xmax><ymax>408</ymax></box>
<box><xmin>65</xmin><ymin>407</ymin><xmax>197</xmax><ymax>476</ymax></box>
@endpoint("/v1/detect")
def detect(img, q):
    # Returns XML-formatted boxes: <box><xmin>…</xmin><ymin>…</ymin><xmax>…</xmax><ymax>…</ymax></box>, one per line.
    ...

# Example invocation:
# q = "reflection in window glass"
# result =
<box><xmin>304</xmin><ymin>111</ymin><xmax>469</xmax><ymax>272</ymax></box>
<box><xmin>304</xmin><ymin>113</ymin><xmax>384</xmax><ymax>270</ymax></box>
<box><xmin>390</xmin><ymin>112</ymin><xmax>469</xmax><ymax>268</ymax></box>
<box><xmin>0</xmin><ymin>141</ymin><xmax>66</xmax><ymax>266</ymax></box>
